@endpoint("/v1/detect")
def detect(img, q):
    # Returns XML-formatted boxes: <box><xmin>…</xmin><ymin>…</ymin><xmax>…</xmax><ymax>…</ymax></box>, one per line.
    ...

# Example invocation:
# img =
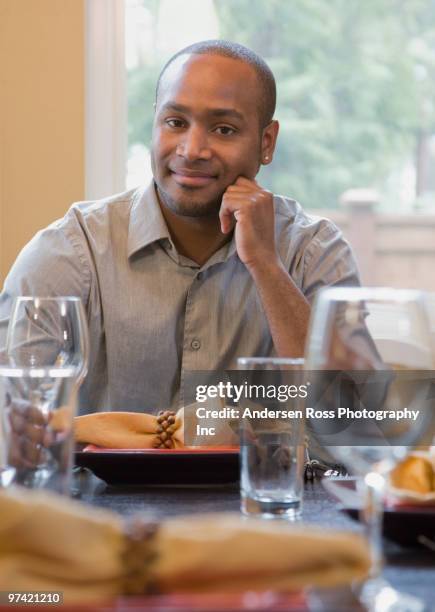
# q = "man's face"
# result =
<box><xmin>151</xmin><ymin>54</ymin><xmax>268</xmax><ymax>217</ymax></box>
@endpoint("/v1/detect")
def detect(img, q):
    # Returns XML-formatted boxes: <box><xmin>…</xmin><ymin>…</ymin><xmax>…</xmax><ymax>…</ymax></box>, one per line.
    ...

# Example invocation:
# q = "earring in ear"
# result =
<box><xmin>263</xmin><ymin>155</ymin><xmax>270</xmax><ymax>162</ymax></box>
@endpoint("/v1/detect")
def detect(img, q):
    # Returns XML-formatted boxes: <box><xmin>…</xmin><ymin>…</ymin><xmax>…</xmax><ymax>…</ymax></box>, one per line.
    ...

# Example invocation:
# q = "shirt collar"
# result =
<box><xmin>127</xmin><ymin>180</ymin><xmax>238</xmax><ymax>264</ymax></box>
<box><xmin>127</xmin><ymin>181</ymin><xmax>171</xmax><ymax>258</ymax></box>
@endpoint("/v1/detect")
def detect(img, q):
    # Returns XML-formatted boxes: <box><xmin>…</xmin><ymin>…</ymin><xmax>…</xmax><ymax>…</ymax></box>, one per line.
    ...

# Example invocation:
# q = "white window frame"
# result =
<box><xmin>85</xmin><ymin>0</ymin><xmax>126</xmax><ymax>200</ymax></box>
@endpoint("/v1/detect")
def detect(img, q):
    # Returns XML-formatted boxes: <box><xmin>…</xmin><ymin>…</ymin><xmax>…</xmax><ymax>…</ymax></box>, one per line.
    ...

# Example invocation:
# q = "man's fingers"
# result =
<box><xmin>8</xmin><ymin>432</ymin><xmax>45</xmax><ymax>468</ymax></box>
<box><xmin>225</xmin><ymin>177</ymin><xmax>258</xmax><ymax>194</ymax></box>
<box><xmin>24</xmin><ymin>404</ymin><xmax>49</xmax><ymax>425</ymax></box>
<box><xmin>219</xmin><ymin>207</ymin><xmax>235</xmax><ymax>234</ymax></box>
<box><xmin>9</xmin><ymin>410</ymin><xmax>26</xmax><ymax>434</ymax></box>
<box><xmin>6</xmin><ymin>399</ymin><xmax>54</xmax><ymax>468</ymax></box>
<box><xmin>219</xmin><ymin>194</ymin><xmax>251</xmax><ymax>233</ymax></box>
<box><xmin>9</xmin><ymin>399</ymin><xmax>48</xmax><ymax>425</ymax></box>
<box><xmin>220</xmin><ymin>178</ymin><xmax>272</xmax><ymax>235</ymax></box>
<box><xmin>8</xmin><ymin>428</ymin><xmax>52</xmax><ymax>468</ymax></box>
<box><xmin>23</xmin><ymin>420</ymin><xmax>47</xmax><ymax>445</ymax></box>
<box><xmin>234</xmin><ymin>176</ymin><xmax>258</xmax><ymax>188</ymax></box>
<box><xmin>21</xmin><ymin>437</ymin><xmax>45</xmax><ymax>465</ymax></box>
<box><xmin>220</xmin><ymin>192</ymin><xmax>266</xmax><ymax>233</ymax></box>
<box><xmin>224</xmin><ymin>184</ymin><xmax>255</xmax><ymax>194</ymax></box>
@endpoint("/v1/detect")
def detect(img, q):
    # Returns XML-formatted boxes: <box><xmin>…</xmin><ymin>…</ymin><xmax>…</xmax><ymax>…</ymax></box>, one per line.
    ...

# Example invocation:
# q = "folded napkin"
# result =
<box><xmin>0</xmin><ymin>487</ymin><xmax>370</xmax><ymax>603</ymax></box>
<box><xmin>153</xmin><ymin>513</ymin><xmax>370</xmax><ymax>594</ymax></box>
<box><xmin>68</xmin><ymin>400</ymin><xmax>239</xmax><ymax>449</ymax></box>
<box><xmin>72</xmin><ymin>410</ymin><xmax>184</xmax><ymax>449</ymax></box>
<box><xmin>388</xmin><ymin>450</ymin><xmax>435</xmax><ymax>505</ymax></box>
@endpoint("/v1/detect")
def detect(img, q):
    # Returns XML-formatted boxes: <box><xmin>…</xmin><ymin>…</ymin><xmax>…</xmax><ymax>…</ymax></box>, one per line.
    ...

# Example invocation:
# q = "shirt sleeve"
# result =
<box><xmin>0</xmin><ymin>214</ymin><xmax>92</xmax><ymax>350</ymax></box>
<box><xmin>301</xmin><ymin>222</ymin><xmax>360</xmax><ymax>303</ymax></box>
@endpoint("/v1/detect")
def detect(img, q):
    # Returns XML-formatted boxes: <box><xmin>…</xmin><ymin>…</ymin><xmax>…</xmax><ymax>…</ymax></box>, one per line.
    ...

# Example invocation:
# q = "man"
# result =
<box><xmin>0</xmin><ymin>40</ymin><xmax>359</xmax><ymax>415</ymax></box>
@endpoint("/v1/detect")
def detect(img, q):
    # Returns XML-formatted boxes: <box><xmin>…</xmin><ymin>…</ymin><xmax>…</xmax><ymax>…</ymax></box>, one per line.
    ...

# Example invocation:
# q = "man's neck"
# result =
<box><xmin>157</xmin><ymin>194</ymin><xmax>231</xmax><ymax>267</ymax></box>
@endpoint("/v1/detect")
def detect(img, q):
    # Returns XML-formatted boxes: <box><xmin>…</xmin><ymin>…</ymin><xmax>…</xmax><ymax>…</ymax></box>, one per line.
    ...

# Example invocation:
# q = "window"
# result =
<box><xmin>86</xmin><ymin>0</ymin><xmax>126</xmax><ymax>200</ymax></box>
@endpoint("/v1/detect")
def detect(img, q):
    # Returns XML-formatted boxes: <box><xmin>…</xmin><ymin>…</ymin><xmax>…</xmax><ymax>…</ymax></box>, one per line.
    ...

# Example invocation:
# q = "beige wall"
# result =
<box><xmin>0</xmin><ymin>0</ymin><xmax>85</xmax><ymax>284</ymax></box>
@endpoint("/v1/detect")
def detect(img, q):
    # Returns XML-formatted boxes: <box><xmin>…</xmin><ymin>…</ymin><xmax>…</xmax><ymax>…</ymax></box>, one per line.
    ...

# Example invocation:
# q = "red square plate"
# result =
<box><xmin>74</xmin><ymin>447</ymin><xmax>239</xmax><ymax>485</ymax></box>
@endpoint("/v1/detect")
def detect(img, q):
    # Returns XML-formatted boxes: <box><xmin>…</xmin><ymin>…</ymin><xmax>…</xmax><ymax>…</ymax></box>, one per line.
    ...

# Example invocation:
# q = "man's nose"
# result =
<box><xmin>176</xmin><ymin>127</ymin><xmax>212</xmax><ymax>161</ymax></box>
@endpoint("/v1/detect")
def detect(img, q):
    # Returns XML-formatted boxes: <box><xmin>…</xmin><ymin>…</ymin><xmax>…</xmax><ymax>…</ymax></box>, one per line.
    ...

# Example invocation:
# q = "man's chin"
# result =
<box><xmin>157</xmin><ymin>185</ymin><xmax>222</xmax><ymax>218</ymax></box>
<box><xmin>170</xmin><ymin>201</ymin><xmax>221</xmax><ymax>218</ymax></box>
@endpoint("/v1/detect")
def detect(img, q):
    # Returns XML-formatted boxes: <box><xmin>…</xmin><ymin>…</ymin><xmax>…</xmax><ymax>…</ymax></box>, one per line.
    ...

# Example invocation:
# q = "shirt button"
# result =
<box><xmin>191</xmin><ymin>339</ymin><xmax>201</xmax><ymax>350</ymax></box>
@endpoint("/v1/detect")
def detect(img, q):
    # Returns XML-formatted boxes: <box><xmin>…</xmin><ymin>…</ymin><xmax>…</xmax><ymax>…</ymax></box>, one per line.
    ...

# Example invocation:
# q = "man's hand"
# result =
<box><xmin>220</xmin><ymin>176</ymin><xmax>310</xmax><ymax>358</ymax></box>
<box><xmin>220</xmin><ymin>177</ymin><xmax>279</xmax><ymax>272</ymax></box>
<box><xmin>6</xmin><ymin>399</ymin><xmax>54</xmax><ymax>469</ymax></box>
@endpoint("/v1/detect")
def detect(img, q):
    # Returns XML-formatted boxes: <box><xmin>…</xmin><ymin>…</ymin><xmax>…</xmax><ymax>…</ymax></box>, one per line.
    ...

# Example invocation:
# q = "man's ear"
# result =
<box><xmin>261</xmin><ymin>120</ymin><xmax>279</xmax><ymax>165</ymax></box>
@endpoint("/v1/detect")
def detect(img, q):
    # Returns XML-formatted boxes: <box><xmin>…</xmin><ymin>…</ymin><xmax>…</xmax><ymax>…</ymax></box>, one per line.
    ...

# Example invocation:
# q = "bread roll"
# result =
<box><xmin>390</xmin><ymin>455</ymin><xmax>434</xmax><ymax>494</ymax></box>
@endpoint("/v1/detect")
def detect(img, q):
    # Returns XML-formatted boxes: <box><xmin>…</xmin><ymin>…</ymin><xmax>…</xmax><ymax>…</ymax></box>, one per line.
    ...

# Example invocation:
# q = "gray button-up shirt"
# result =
<box><xmin>0</xmin><ymin>182</ymin><xmax>359</xmax><ymax>414</ymax></box>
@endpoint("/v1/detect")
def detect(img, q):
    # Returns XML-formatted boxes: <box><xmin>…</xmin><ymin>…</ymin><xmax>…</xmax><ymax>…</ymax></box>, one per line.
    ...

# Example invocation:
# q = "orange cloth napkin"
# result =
<box><xmin>73</xmin><ymin>410</ymin><xmax>184</xmax><ymax>449</ymax></box>
<box><xmin>0</xmin><ymin>487</ymin><xmax>370</xmax><ymax>603</ymax></box>
<box><xmin>68</xmin><ymin>401</ymin><xmax>239</xmax><ymax>449</ymax></box>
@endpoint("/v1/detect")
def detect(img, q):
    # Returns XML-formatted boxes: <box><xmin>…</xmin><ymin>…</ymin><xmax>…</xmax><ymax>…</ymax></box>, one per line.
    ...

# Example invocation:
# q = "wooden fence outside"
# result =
<box><xmin>311</xmin><ymin>189</ymin><xmax>435</xmax><ymax>292</ymax></box>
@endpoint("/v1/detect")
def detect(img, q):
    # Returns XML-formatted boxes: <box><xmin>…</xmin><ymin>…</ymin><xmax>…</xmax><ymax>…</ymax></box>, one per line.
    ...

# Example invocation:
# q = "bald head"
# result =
<box><xmin>156</xmin><ymin>40</ymin><xmax>276</xmax><ymax>128</ymax></box>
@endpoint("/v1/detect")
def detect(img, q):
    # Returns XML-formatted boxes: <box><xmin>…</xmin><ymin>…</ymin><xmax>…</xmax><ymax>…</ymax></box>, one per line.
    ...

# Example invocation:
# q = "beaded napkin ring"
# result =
<box><xmin>153</xmin><ymin>410</ymin><xmax>177</xmax><ymax>449</ymax></box>
<box><xmin>122</xmin><ymin>517</ymin><xmax>160</xmax><ymax>595</ymax></box>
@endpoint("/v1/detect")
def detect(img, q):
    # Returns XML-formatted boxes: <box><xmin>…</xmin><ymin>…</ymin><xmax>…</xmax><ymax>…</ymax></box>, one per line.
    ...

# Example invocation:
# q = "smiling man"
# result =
<box><xmin>0</xmin><ymin>40</ymin><xmax>360</xmax><ymax>414</ymax></box>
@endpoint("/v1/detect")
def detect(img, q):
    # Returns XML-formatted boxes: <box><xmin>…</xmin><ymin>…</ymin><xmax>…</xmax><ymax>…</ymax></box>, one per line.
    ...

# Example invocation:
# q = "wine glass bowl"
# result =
<box><xmin>305</xmin><ymin>287</ymin><xmax>433</xmax><ymax>611</ymax></box>
<box><xmin>0</xmin><ymin>297</ymin><xmax>89</xmax><ymax>494</ymax></box>
<box><xmin>306</xmin><ymin>287</ymin><xmax>433</xmax><ymax>468</ymax></box>
<box><xmin>5</xmin><ymin>296</ymin><xmax>89</xmax><ymax>381</ymax></box>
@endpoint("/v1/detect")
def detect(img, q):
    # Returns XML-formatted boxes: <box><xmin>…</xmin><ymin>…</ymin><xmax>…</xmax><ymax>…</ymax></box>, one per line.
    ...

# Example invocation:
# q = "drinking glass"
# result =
<box><xmin>237</xmin><ymin>357</ymin><xmax>305</xmax><ymax>520</ymax></box>
<box><xmin>0</xmin><ymin>297</ymin><xmax>89</xmax><ymax>494</ymax></box>
<box><xmin>305</xmin><ymin>287</ymin><xmax>433</xmax><ymax>611</ymax></box>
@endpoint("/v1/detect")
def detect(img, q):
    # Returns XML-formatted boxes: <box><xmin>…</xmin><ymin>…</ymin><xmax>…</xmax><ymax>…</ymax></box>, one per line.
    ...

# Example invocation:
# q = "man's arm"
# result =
<box><xmin>0</xmin><ymin>216</ymin><xmax>92</xmax><ymax>467</ymax></box>
<box><xmin>219</xmin><ymin>177</ymin><xmax>309</xmax><ymax>357</ymax></box>
<box><xmin>0</xmin><ymin>218</ymin><xmax>91</xmax><ymax>350</ymax></box>
<box><xmin>247</xmin><ymin>259</ymin><xmax>310</xmax><ymax>357</ymax></box>
<box><xmin>219</xmin><ymin>177</ymin><xmax>359</xmax><ymax>358</ymax></box>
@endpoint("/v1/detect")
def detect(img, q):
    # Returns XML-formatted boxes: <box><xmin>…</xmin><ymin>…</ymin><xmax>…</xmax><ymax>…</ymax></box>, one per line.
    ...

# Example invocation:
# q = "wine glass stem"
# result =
<box><xmin>362</xmin><ymin>472</ymin><xmax>385</xmax><ymax>578</ymax></box>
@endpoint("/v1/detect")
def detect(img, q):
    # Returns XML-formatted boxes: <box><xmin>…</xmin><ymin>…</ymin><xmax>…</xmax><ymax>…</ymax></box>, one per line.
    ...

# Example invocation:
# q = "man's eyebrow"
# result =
<box><xmin>160</xmin><ymin>102</ymin><xmax>190</xmax><ymax>114</ymax></box>
<box><xmin>209</xmin><ymin>108</ymin><xmax>245</xmax><ymax>122</ymax></box>
<box><xmin>160</xmin><ymin>102</ymin><xmax>245</xmax><ymax>122</ymax></box>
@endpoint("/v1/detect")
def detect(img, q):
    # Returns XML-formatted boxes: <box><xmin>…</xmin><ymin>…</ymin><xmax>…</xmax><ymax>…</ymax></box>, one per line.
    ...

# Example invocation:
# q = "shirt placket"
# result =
<box><xmin>179</xmin><ymin>268</ymin><xmax>205</xmax><ymax>408</ymax></box>
<box><xmin>175</xmin><ymin>243</ymin><xmax>235</xmax><ymax>408</ymax></box>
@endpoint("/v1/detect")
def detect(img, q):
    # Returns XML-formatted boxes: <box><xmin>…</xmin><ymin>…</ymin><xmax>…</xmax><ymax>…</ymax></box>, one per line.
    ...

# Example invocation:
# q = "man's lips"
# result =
<box><xmin>170</xmin><ymin>169</ymin><xmax>217</xmax><ymax>187</ymax></box>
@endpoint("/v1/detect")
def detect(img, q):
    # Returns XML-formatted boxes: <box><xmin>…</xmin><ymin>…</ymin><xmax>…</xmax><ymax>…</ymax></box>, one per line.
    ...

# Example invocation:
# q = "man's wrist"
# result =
<box><xmin>245</xmin><ymin>255</ymin><xmax>286</xmax><ymax>282</ymax></box>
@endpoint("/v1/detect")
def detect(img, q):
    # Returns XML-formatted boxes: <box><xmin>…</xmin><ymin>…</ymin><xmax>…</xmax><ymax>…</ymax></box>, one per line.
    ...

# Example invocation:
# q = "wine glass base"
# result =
<box><xmin>356</xmin><ymin>578</ymin><xmax>425</xmax><ymax>612</ymax></box>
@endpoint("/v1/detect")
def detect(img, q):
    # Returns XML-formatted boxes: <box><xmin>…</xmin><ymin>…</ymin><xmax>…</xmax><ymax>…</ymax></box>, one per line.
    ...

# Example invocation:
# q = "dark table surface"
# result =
<box><xmin>73</xmin><ymin>468</ymin><xmax>435</xmax><ymax>610</ymax></box>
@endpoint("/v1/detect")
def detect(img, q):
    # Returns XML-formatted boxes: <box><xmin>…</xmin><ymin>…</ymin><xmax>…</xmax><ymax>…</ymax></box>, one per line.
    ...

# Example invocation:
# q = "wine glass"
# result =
<box><xmin>305</xmin><ymin>287</ymin><xmax>433</xmax><ymax>611</ymax></box>
<box><xmin>0</xmin><ymin>297</ymin><xmax>89</xmax><ymax>494</ymax></box>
